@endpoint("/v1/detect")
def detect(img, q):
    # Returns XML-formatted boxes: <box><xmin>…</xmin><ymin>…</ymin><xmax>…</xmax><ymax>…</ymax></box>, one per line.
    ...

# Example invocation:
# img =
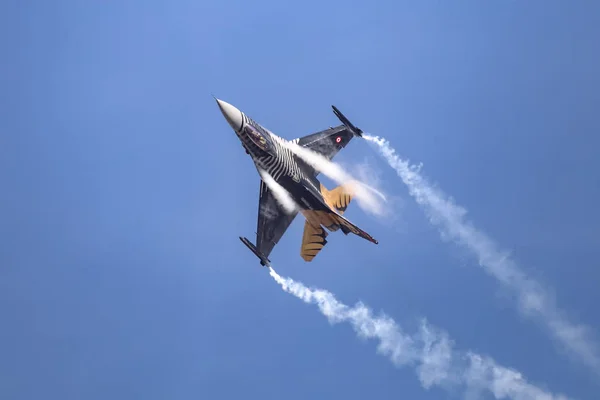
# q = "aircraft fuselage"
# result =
<box><xmin>216</xmin><ymin>98</ymin><xmax>331</xmax><ymax>217</ymax></box>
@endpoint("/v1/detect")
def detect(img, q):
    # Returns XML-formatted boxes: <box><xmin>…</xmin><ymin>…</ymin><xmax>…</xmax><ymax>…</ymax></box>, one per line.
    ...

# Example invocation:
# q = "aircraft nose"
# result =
<box><xmin>215</xmin><ymin>98</ymin><xmax>243</xmax><ymax>132</ymax></box>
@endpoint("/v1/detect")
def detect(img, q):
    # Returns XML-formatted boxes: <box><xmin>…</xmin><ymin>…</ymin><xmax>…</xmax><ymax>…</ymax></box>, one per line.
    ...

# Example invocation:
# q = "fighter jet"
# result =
<box><xmin>215</xmin><ymin>98</ymin><xmax>378</xmax><ymax>267</ymax></box>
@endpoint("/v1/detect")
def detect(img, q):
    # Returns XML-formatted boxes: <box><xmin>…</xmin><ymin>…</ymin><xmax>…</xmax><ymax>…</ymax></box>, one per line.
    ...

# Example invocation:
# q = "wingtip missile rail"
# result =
<box><xmin>239</xmin><ymin>236</ymin><xmax>272</xmax><ymax>267</ymax></box>
<box><xmin>331</xmin><ymin>105</ymin><xmax>363</xmax><ymax>137</ymax></box>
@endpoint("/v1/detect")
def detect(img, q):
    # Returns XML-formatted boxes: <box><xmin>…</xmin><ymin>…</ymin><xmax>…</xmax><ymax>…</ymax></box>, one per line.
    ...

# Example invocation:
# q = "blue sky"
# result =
<box><xmin>2</xmin><ymin>1</ymin><xmax>599</xmax><ymax>399</ymax></box>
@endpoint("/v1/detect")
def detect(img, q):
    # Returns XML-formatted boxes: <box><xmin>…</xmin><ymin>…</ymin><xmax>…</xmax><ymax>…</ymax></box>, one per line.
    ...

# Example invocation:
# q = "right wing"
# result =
<box><xmin>295</xmin><ymin>125</ymin><xmax>354</xmax><ymax>162</ymax></box>
<box><xmin>294</xmin><ymin>105</ymin><xmax>364</xmax><ymax>162</ymax></box>
<box><xmin>256</xmin><ymin>180</ymin><xmax>298</xmax><ymax>259</ymax></box>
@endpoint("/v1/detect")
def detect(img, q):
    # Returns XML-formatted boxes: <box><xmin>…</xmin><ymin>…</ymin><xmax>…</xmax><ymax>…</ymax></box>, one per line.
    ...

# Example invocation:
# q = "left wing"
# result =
<box><xmin>255</xmin><ymin>180</ymin><xmax>298</xmax><ymax>259</ymax></box>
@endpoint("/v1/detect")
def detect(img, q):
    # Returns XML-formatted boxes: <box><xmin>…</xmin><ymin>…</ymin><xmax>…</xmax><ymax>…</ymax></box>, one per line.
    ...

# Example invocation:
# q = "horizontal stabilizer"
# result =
<box><xmin>321</xmin><ymin>182</ymin><xmax>355</xmax><ymax>215</ymax></box>
<box><xmin>240</xmin><ymin>236</ymin><xmax>271</xmax><ymax>267</ymax></box>
<box><xmin>330</xmin><ymin>213</ymin><xmax>378</xmax><ymax>245</ymax></box>
<box><xmin>300</xmin><ymin>221</ymin><xmax>329</xmax><ymax>262</ymax></box>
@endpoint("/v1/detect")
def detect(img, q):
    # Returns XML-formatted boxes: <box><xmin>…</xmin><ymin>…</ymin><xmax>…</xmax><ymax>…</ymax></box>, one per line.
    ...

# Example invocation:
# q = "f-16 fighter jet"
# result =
<box><xmin>215</xmin><ymin>98</ymin><xmax>378</xmax><ymax>267</ymax></box>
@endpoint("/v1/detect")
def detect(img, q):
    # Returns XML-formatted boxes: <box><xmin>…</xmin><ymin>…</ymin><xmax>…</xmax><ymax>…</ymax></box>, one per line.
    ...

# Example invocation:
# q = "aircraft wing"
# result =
<box><xmin>255</xmin><ymin>179</ymin><xmax>299</xmax><ymax>258</ymax></box>
<box><xmin>295</xmin><ymin>125</ymin><xmax>355</xmax><ymax>161</ymax></box>
<box><xmin>295</xmin><ymin>105</ymin><xmax>364</xmax><ymax>162</ymax></box>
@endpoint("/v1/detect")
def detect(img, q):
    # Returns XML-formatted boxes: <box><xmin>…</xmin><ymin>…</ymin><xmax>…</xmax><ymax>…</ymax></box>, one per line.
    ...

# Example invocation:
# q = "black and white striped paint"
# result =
<box><xmin>239</xmin><ymin>112</ymin><xmax>307</xmax><ymax>184</ymax></box>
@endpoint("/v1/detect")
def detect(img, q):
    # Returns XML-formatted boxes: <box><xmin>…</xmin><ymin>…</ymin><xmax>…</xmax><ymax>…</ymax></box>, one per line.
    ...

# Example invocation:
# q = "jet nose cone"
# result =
<box><xmin>215</xmin><ymin>98</ymin><xmax>243</xmax><ymax>132</ymax></box>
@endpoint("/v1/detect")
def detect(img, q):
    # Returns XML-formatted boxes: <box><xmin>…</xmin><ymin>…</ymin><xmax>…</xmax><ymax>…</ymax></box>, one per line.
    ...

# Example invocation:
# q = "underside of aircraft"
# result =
<box><xmin>215</xmin><ymin>98</ymin><xmax>378</xmax><ymax>267</ymax></box>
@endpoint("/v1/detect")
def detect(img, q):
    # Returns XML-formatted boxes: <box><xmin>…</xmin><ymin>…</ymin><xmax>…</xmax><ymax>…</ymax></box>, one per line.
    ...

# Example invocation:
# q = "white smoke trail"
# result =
<box><xmin>268</xmin><ymin>267</ymin><xmax>570</xmax><ymax>400</ymax></box>
<box><xmin>258</xmin><ymin>168</ymin><xmax>298</xmax><ymax>214</ymax></box>
<box><xmin>273</xmin><ymin>137</ymin><xmax>388</xmax><ymax>217</ymax></box>
<box><xmin>349</xmin><ymin>158</ymin><xmax>404</xmax><ymax>223</ymax></box>
<box><xmin>364</xmin><ymin>134</ymin><xmax>600</xmax><ymax>376</ymax></box>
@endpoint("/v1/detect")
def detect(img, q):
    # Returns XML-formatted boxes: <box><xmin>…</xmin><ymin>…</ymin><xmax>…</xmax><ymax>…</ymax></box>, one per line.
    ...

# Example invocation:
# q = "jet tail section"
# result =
<box><xmin>331</xmin><ymin>212</ymin><xmax>378</xmax><ymax>245</ymax></box>
<box><xmin>239</xmin><ymin>236</ymin><xmax>271</xmax><ymax>267</ymax></box>
<box><xmin>316</xmin><ymin>182</ymin><xmax>377</xmax><ymax>244</ymax></box>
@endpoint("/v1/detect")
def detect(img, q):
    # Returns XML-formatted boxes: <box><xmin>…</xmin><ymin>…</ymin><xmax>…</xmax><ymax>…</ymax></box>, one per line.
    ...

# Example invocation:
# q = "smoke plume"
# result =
<box><xmin>364</xmin><ymin>134</ymin><xmax>600</xmax><ymax>376</ymax></box>
<box><xmin>258</xmin><ymin>168</ymin><xmax>298</xmax><ymax>214</ymax></box>
<box><xmin>268</xmin><ymin>267</ymin><xmax>570</xmax><ymax>400</ymax></box>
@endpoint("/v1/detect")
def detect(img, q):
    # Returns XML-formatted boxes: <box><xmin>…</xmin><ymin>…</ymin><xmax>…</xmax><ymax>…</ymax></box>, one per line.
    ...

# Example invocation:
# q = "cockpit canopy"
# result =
<box><xmin>244</xmin><ymin>124</ymin><xmax>273</xmax><ymax>152</ymax></box>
